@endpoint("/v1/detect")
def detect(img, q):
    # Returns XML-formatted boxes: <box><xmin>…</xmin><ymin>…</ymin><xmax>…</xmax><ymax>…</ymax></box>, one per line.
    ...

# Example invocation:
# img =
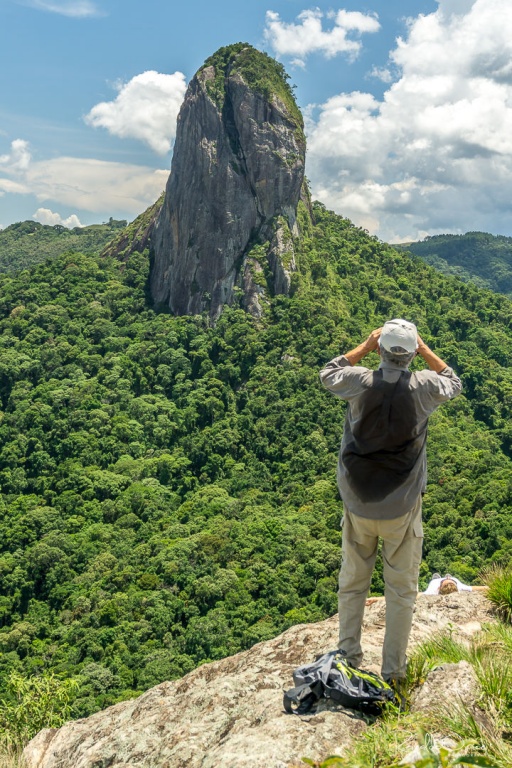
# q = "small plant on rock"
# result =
<box><xmin>480</xmin><ymin>565</ymin><xmax>512</xmax><ymax>623</ymax></box>
<box><xmin>0</xmin><ymin>672</ymin><xmax>78</xmax><ymax>750</ymax></box>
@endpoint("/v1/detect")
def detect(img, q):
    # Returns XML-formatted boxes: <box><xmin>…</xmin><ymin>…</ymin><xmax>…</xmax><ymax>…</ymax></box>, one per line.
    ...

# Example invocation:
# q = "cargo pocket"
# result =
<box><xmin>411</xmin><ymin>516</ymin><xmax>424</xmax><ymax>571</ymax></box>
<box><xmin>413</xmin><ymin>517</ymin><xmax>423</xmax><ymax>539</ymax></box>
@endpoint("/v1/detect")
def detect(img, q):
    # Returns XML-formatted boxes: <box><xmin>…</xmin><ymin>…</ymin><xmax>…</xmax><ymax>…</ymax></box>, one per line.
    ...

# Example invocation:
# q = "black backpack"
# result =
<box><xmin>283</xmin><ymin>649</ymin><xmax>396</xmax><ymax>715</ymax></box>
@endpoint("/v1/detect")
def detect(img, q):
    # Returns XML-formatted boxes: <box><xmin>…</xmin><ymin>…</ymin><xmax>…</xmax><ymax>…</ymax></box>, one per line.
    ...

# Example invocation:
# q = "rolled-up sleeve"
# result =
<box><xmin>319</xmin><ymin>356</ymin><xmax>369</xmax><ymax>399</ymax></box>
<box><xmin>415</xmin><ymin>367</ymin><xmax>463</xmax><ymax>413</ymax></box>
<box><xmin>430</xmin><ymin>367</ymin><xmax>463</xmax><ymax>402</ymax></box>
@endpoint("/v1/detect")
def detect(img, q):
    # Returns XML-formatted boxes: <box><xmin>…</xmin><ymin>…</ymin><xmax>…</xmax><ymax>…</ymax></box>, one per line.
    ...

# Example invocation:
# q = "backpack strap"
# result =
<box><xmin>283</xmin><ymin>679</ymin><xmax>324</xmax><ymax>715</ymax></box>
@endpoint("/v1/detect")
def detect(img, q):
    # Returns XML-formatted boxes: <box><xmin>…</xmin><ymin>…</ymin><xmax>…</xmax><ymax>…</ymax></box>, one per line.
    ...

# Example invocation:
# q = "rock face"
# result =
<box><xmin>410</xmin><ymin>660</ymin><xmax>478</xmax><ymax>714</ymax></box>
<box><xmin>150</xmin><ymin>44</ymin><xmax>307</xmax><ymax>321</ymax></box>
<box><xmin>100</xmin><ymin>195</ymin><xmax>164</xmax><ymax>262</ymax></box>
<box><xmin>24</xmin><ymin>592</ymin><xmax>493</xmax><ymax>768</ymax></box>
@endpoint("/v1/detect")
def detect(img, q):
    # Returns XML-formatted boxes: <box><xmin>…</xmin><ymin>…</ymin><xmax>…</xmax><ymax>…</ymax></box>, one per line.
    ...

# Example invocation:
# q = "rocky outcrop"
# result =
<box><xmin>150</xmin><ymin>44</ymin><xmax>307</xmax><ymax>321</ymax></box>
<box><xmin>24</xmin><ymin>593</ymin><xmax>493</xmax><ymax>768</ymax></box>
<box><xmin>100</xmin><ymin>194</ymin><xmax>164</xmax><ymax>261</ymax></box>
<box><xmin>410</xmin><ymin>660</ymin><xmax>478</xmax><ymax>714</ymax></box>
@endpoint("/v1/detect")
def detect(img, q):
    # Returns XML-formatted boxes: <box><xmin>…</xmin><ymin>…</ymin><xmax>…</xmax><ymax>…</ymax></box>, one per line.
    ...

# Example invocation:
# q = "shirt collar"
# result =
<box><xmin>378</xmin><ymin>361</ymin><xmax>410</xmax><ymax>372</ymax></box>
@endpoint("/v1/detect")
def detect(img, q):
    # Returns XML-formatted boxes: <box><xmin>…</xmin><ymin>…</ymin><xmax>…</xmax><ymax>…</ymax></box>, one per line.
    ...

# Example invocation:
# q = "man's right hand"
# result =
<box><xmin>343</xmin><ymin>328</ymin><xmax>382</xmax><ymax>366</ymax></box>
<box><xmin>417</xmin><ymin>334</ymin><xmax>427</xmax><ymax>353</ymax></box>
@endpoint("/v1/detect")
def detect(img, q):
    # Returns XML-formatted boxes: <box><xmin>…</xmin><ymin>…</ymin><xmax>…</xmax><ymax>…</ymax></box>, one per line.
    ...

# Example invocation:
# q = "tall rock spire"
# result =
<box><xmin>150</xmin><ymin>44</ymin><xmax>307</xmax><ymax>321</ymax></box>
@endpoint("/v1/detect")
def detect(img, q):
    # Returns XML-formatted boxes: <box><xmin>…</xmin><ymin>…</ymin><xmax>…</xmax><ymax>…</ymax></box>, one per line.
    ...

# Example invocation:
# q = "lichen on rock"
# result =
<box><xmin>149</xmin><ymin>44</ymin><xmax>308</xmax><ymax>321</ymax></box>
<box><xmin>23</xmin><ymin>593</ymin><xmax>494</xmax><ymax>768</ymax></box>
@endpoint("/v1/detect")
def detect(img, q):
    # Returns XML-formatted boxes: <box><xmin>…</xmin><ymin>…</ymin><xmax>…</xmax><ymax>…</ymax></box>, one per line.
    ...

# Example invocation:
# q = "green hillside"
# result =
<box><xmin>0</xmin><ymin>202</ymin><xmax>511</xmax><ymax>720</ymax></box>
<box><xmin>396</xmin><ymin>231</ymin><xmax>512</xmax><ymax>297</ymax></box>
<box><xmin>0</xmin><ymin>218</ymin><xmax>127</xmax><ymax>274</ymax></box>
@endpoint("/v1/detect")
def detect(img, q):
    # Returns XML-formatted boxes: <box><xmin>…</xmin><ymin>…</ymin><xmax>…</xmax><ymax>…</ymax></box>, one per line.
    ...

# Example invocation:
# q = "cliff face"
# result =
<box><xmin>150</xmin><ymin>44</ymin><xmax>307</xmax><ymax>321</ymax></box>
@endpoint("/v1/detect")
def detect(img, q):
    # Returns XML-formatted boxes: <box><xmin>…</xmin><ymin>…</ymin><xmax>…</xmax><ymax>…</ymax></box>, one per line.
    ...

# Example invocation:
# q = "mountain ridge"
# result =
<box><xmin>0</xmin><ymin>218</ymin><xmax>127</xmax><ymax>274</ymax></box>
<box><xmin>395</xmin><ymin>231</ymin><xmax>512</xmax><ymax>297</ymax></box>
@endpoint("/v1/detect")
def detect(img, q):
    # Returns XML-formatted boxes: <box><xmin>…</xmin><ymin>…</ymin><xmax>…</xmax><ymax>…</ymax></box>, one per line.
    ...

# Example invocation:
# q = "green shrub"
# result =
<box><xmin>0</xmin><ymin>672</ymin><xmax>78</xmax><ymax>749</ymax></box>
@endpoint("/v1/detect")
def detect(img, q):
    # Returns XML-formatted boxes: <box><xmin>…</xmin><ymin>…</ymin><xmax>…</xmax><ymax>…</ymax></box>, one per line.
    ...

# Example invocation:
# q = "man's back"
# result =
<box><xmin>320</xmin><ymin>354</ymin><xmax>462</xmax><ymax>519</ymax></box>
<box><xmin>342</xmin><ymin>370</ymin><xmax>426</xmax><ymax>504</ymax></box>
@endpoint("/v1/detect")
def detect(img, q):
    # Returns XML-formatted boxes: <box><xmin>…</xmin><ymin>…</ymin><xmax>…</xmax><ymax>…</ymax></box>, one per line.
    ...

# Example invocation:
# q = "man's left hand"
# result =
<box><xmin>364</xmin><ymin>327</ymin><xmax>382</xmax><ymax>353</ymax></box>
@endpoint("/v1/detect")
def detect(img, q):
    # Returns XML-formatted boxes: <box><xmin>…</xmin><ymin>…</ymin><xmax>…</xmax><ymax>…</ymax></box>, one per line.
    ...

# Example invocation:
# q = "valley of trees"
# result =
<box><xmin>0</xmin><ymin>203</ymin><xmax>511</xmax><ymax>718</ymax></box>
<box><xmin>397</xmin><ymin>231</ymin><xmax>512</xmax><ymax>297</ymax></box>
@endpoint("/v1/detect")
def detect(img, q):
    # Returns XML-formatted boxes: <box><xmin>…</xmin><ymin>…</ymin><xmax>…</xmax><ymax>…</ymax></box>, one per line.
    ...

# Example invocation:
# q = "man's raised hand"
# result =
<box><xmin>364</xmin><ymin>327</ymin><xmax>383</xmax><ymax>352</ymax></box>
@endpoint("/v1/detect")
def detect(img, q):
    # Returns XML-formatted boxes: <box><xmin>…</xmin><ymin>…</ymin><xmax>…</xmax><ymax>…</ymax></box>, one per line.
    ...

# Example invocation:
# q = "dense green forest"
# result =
<box><xmin>396</xmin><ymin>231</ymin><xmax>512</xmax><ymax>297</ymax></box>
<box><xmin>0</xmin><ymin>219</ymin><xmax>127</xmax><ymax>274</ymax></box>
<box><xmin>1</xmin><ymin>202</ymin><xmax>512</xmax><ymax>719</ymax></box>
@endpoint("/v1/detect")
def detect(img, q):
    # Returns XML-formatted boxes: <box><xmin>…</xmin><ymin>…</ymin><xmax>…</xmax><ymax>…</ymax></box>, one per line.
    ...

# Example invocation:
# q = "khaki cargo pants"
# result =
<box><xmin>338</xmin><ymin>497</ymin><xmax>423</xmax><ymax>680</ymax></box>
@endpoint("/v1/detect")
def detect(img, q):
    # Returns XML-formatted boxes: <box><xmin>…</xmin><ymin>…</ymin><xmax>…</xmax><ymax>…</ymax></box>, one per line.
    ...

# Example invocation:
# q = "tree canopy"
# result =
<box><xmin>0</xmin><ymin>202</ymin><xmax>511</xmax><ymax>718</ymax></box>
<box><xmin>0</xmin><ymin>219</ymin><xmax>127</xmax><ymax>274</ymax></box>
<box><xmin>396</xmin><ymin>231</ymin><xmax>512</xmax><ymax>297</ymax></box>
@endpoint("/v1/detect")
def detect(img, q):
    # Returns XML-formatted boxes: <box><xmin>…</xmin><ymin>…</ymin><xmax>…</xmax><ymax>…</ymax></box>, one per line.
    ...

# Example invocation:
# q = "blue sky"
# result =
<box><xmin>1</xmin><ymin>0</ymin><xmax>510</xmax><ymax>242</ymax></box>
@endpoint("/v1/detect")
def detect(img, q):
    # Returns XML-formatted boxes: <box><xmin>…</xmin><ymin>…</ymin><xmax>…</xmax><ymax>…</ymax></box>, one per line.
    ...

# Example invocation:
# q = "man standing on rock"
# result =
<box><xmin>319</xmin><ymin>319</ymin><xmax>462</xmax><ymax>689</ymax></box>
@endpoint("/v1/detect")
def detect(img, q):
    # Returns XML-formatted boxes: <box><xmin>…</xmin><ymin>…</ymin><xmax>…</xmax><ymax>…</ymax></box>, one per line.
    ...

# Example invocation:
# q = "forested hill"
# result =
<box><xmin>1</xmin><ymin>202</ymin><xmax>512</xmax><ymax>720</ymax></box>
<box><xmin>0</xmin><ymin>219</ymin><xmax>127</xmax><ymax>274</ymax></box>
<box><xmin>395</xmin><ymin>231</ymin><xmax>512</xmax><ymax>297</ymax></box>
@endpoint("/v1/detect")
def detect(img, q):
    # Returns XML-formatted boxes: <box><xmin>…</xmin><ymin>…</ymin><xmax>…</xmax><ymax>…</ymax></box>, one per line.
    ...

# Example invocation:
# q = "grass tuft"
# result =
<box><xmin>406</xmin><ymin>628</ymin><xmax>471</xmax><ymax>689</ymax></box>
<box><xmin>0</xmin><ymin>746</ymin><xmax>25</xmax><ymax>768</ymax></box>
<box><xmin>480</xmin><ymin>565</ymin><xmax>512</xmax><ymax>623</ymax></box>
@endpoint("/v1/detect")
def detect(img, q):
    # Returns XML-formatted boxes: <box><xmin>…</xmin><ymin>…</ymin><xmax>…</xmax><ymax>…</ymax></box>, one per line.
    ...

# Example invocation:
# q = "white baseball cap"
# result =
<box><xmin>379</xmin><ymin>319</ymin><xmax>418</xmax><ymax>354</ymax></box>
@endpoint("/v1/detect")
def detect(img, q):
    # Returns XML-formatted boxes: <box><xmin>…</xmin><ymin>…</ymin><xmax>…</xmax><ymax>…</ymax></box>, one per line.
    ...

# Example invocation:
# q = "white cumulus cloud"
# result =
<box><xmin>0</xmin><ymin>140</ymin><xmax>32</xmax><ymax>196</ymax></box>
<box><xmin>33</xmin><ymin>208</ymin><xmax>83</xmax><ymax>228</ymax></box>
<box><xmin>369</xmin><ymin>66</ymin><xmax>393</xmax><ymax>84</ymax></box>
<box><xmin>305</xmin><ymin>0</ymin><xmax>512</xmax><ymax>242</ymax></box>
<box><xmin>0</xmin><ymin>139</ymin><xmax>31</xmax><ymax>171</ymax></box>
<box><xmin>85</xmin><ymin>71</ymin><xmax>187</xmax><ymax>155</ymax></box>
<box><xmin>0</xmin><ymin>138</ymin><xmax>168</xmax><ymax>217</ymax></box>
<box><xmin>264</xmin><ymin>8</ymin><xmax>380</xmax><ymax>65</ymax></box>
<box><xmin>26</xmin><ymin>157</ymin><xmax>168</xmax><ymax>214</ymax></box>
<box><xmin>0</xmin><ymin>178</ymin><xmax>30</xmax><ymax>196</ymax></box>
<box><xmin>21</xmin><ymin>0</ymin><xmax>103</xmax><ymax>17</ymax></box>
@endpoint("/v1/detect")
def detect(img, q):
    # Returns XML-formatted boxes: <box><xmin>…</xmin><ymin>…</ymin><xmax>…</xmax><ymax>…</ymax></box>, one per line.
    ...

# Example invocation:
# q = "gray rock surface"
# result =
<box><xmin>410</xmin><ymin>660</ymin><xmax>478</xmax><ymax>714</ymax></box>
<box><xmin>24</xmin><ymin>593</ymin><xmax>493</xmax><ymax>768</ymax></box>
<box><xmin>150</xmin><ymin>45</ymin><xmax>307</xmax><ymax>321</ymax></box>
<box><xmin>401</xmin><ymin>661</ymin><xmax>479</xmax><ymax>765</ymax></box>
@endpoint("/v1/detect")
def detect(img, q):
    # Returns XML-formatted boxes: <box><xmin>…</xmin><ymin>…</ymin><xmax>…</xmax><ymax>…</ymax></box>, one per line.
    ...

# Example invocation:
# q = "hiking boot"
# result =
<box><xmin>384</xmin><ymin>676</ymin><xmax>408</xmax><ymax>711</ymax></box>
